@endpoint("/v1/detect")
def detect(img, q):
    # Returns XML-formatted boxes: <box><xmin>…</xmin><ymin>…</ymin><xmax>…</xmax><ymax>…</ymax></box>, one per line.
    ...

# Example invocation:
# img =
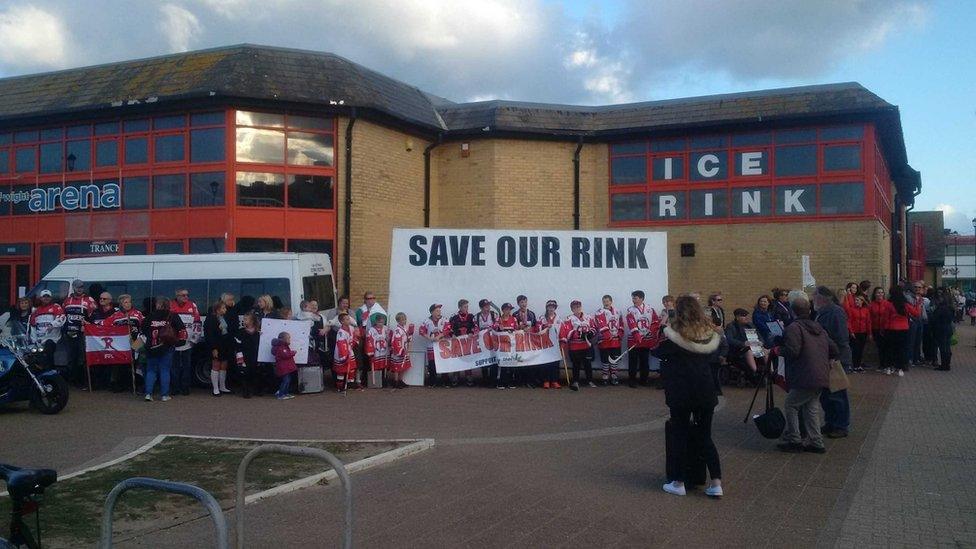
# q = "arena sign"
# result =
<box><xmin>388</xmin><ymin>228</ymin><xmax>668</xmax><ymax>386</ymax></box>
<box><xmin>0</xmin><ymin>183</ymin><xmax>121</xmax><ymax>213</ymax></box>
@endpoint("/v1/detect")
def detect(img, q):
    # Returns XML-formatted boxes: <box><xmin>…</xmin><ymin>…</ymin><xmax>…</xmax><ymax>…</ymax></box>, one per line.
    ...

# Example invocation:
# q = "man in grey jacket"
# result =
<box><xmin>813</xmin><ymin>286</ymin><xmax>852</xmax><ymax>438</ymax></box>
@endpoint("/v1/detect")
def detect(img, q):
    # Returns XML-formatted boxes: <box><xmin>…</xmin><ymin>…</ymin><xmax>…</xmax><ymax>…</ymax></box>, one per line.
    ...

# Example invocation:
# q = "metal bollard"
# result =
<box><xmin>235</xmin><ymin>444</ymin><xmax>353</xmax><ymax>549</ymax></box>
<box><xmin>100</xmin><ymin>477</ymin><xmax>228</xmax><ymax>549</ymax></box>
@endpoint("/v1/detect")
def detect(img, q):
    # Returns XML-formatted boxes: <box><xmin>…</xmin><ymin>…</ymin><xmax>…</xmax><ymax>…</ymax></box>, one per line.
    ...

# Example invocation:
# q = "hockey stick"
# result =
<box><xmin>609</xmin><ymin>341</ymin><xmax>639</xmax><ymax>365</ymax></box>
<box><xmin>560</xmin><ymin>347</ymin><xmax>579</xmax><ymax>391</ymax></box>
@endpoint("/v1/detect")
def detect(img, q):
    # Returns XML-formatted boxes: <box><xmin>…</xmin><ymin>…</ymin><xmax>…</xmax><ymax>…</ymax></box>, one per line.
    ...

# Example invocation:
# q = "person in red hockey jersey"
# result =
<box><xmin>593</xmin><ymin>294</ymin><xmax>624</xmax><ymax>386</ymax></box>
<box><xmin>626</xmin><ymin>290</ymin><xmax>662</xmax><ymax>388</ymax></box>
<box><xmin>560</xmin><ymin>300</ymin><xmax>596</xmax><ymax>389</ymax></box>
<box><xmin>420</xmin><ymin>304</ymin><xmax>449</xmax><ymax>387</ymax></box>
<box><xmin>447</xmin><ymin>299</ymin><xmax>477</xmax><ymax>387</ymax></box>
<box><xmin>388</xmin><ymin>312</ymin><xmax>414</xmax><ymax>389</ymax></box>
<box><xmin>536</xmin><ymin>300</ymin><xmax>562</xmax><ymax>389</ymax></box>
<box><xmin>332</xmin><ymin>313</ymin><xmax>359</xmax><ymax>391</ymax></box>
<box><xmin>365</xmin><ymin>314</ymin><xmax>391</xmax><ymax>388</ymax></box>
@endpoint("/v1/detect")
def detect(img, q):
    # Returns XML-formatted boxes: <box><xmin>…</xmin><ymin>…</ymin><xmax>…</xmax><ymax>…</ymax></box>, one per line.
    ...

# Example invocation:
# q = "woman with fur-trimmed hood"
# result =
<box><xmin>655</xmin><ymin>295</ymin><xmax>724</xmax><ymax>498</ymax></box>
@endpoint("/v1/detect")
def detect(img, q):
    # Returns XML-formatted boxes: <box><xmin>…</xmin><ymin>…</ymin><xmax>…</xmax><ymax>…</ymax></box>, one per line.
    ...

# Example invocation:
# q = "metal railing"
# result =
<box><xmin>100</xmin><ymin>477</ymin><xmax>228</xmax><ymax>549</ymax></box>
<box><xmin>235</xmin><ymin>444</ymin><xmax>353</xmax><ymax>549</ymax></box>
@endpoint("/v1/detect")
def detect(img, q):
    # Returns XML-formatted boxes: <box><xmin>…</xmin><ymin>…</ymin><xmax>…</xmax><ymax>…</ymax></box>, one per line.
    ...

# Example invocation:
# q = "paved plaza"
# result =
<box><xmin>3</xmin><ymin>325</ymin><xmax>975</xmax><ymax>548</ymax></box>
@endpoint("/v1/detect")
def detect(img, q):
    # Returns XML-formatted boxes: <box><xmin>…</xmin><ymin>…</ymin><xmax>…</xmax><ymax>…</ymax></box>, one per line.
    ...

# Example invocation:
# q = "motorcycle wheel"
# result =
<box><xmin>193</xmin><ymin>356</ymin><xmax>213</xmax><ymax>387</ymax></box>
<box><xmin>31</xmin><ymin>374</ymin><xmax>70</xmax><ymax>415</ymax></box>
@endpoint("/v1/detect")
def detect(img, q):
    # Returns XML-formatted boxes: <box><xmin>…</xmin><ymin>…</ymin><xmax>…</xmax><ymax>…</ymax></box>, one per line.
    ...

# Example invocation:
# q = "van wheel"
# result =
<box><xmin>193</xmin><ymin>357</ymin><xmax>213</xmax><ymax>387</ymax></box>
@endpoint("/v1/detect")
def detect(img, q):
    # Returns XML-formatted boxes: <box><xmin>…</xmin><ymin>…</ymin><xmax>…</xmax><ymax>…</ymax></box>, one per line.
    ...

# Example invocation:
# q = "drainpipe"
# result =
<box><xmin>343</xmin><ymin>109</ymin><xmax>357</xmax><ymax>297</ymax></box>
<box><xmin>423</xmin><ymin>134</ymin><xmax>443</xmax><ymax>228</ymax></box>
<box><xmin>572</xmin><ymin>137</ymin><xmax>583</xmax><ymax>230</ymax></box>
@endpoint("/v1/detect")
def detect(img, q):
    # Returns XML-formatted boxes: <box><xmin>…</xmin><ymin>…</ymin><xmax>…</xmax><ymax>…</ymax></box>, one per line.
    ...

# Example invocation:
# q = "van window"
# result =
<box><xmin>100</xmin><ymin>281</ymin><xmax>152</xmax><ymax>311</ymax></box>
<box><xmin>152</xmin><ymin>280</ymin><xmax>208</xmax><ymax>308</ymax></box>
<box><xmin>210</xmin><ymin>278</ymin><xmax>290</xmax><ymax>313</ymax></box>
<box><xmin>303</xmin><ymin>274</ymin><xmax>336</xmax><ymax>311</ymax></box>
<box><xmin>27</xmin><ymin>280</ymin><xmax>70</xmax><ymax>301</ymax></box>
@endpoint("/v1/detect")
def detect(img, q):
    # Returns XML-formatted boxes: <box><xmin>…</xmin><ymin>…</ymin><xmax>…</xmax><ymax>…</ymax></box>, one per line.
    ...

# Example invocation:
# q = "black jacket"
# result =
<box><xmin>724</xmin><ymin>321</ymin><xmax>754</xmax><ymax>351</ymax></box>
<box><xmin>656</xmin><ymin>326</ymin><xmax>722</xmax><ymax>410</ymax></box>
<box><xmin>204</xmin><ymin>313</ymin><xmax>235</xmax><ymax>361</ymax></box>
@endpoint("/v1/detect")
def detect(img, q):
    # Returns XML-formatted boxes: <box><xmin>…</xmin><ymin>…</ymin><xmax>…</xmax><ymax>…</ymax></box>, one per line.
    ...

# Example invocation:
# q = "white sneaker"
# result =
<box><xmin>884</xmin><ymin>368</ymin><xmax>892</xmax><ymax>376</ymax></box>
<box><xmin>662</xmin><ymin>481</ymin><xmax>686</xmax><ymax>496</ymax></box>
<box><xmin>897</xmin><ymin>369</ymin><xmax>905</xmax><ymax>377</ymax></box>
<box><xmin>161</xmin><ymin>395</ymin><xmax>172</xmax><ymax>402</ymax></box>
<box><xmin>705</xmin><ymin>485</ymin><xmax>724</xmax><ymax>498</ymax></box>
<box><xmin>144</xmin><ymin>394</ymin><xmax>152</xmax><ymax>401</ymax></box>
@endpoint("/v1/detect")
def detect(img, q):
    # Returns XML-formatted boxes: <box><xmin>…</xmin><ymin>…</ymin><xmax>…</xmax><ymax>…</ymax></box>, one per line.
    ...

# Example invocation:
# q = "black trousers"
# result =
<box><xmin>934</xmin><ymin>328</ymin><xmax>952</xmax><ymax>369</ymax></box>
<box><xmin>922</xmin><ymin>323</ymin><xmax>937</xmax><ymax>362</ymax></box>
<box><xmin>885</xmin><ymin>329</ymin><xmax>909</xmax><ymax>370</ymax></box>
<box><xmin>851</xmin><ymin>332</ymin><xmax>868</xmax><ymax>369</ymax></box>
<box><xmin>666</xmin><ymin>405</ymin><xmax>721</xmax><ymax>483</ymax></box>
<box><xmin>629</xmin><ymin>347</ymin><xmax>649</xmax><ymax>384</ymax></box>
<box><xmin>64</xmin><ymin>335</ymin><xmax>86</xmax><ymax>386</ymax></box>
<box><xmin>569</xmin><ymin>349</ymin><xmax>592</xmax><ymax>383</ymax></box>
<box><xmin>872</xmin><ymin>330</ymin><xmax>886</xmax><ymax>369</ymax></box>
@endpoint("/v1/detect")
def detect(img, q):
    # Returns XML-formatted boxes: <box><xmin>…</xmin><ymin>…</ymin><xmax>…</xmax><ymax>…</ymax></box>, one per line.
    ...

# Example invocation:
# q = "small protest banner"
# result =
<box><xmin>84</xmin><ymin>324</ymin><xmax>133</xmax><ymax>366</ymax></box>
<box><xmin>258</xmin><ymin>318</ymin><xmax>312</xmax><ymax>364</ymax></box>
<box><xmin>432</xmin><ymin>327</ymin><xmax>562</xmax><ymax>374</ymax></box>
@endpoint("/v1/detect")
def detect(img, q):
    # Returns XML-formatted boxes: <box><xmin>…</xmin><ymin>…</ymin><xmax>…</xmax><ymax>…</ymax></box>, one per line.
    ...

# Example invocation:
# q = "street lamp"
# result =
<box><xmin>972</xmin><ymin>217</ymin><xmax>976</xmax><ymax>292</ymax></box>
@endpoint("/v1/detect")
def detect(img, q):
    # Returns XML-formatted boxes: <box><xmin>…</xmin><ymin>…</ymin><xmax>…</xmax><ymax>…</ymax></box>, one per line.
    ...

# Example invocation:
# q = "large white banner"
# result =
<box><xmin>388</xmin><ymin>229</ymin><xmax>668</xmax><ymax>385</ymax></box>
<box><xmin>258</xmin><ymin>318</ymin><xmax>312</xmax><ymax>364</ymax></box>
<box><xmin>433</xmin><ymin>328</ymin><xmax>563</xmax><ymax>374</ymax></box>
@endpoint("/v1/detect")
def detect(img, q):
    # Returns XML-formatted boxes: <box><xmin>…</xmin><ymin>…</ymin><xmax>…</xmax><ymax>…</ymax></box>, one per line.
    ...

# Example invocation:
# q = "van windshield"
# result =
<box><xmin>303</xmin><ymin>274</ymin><xmax>336</xmax><ymax>311</ymax></box>
<box><xmin>28</xmin><ymin>280</ymin><xmax>70</xmax><ymax>301</ymax></box>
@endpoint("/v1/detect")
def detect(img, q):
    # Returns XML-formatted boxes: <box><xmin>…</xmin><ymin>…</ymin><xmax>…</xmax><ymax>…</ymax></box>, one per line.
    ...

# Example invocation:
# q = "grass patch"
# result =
<box><xmin>0</xmin><ymin>436</ymin><xmax>403</xmax><ymax>548</ymax></box>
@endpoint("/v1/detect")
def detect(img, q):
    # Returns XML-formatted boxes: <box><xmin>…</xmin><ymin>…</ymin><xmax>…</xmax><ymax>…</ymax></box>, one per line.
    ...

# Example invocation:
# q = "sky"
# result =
<box><xmin>0</xmin><ymin>0</ymin><xmax>973</xmax><ymax>232</ymax></box>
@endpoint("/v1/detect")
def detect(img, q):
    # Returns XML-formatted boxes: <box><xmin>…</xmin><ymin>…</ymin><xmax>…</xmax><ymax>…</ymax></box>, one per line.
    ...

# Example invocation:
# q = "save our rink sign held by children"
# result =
<box><xmin>387</xmin><ymin>229</ymin><xmax>668</xmax><ymax>386</ymax></box>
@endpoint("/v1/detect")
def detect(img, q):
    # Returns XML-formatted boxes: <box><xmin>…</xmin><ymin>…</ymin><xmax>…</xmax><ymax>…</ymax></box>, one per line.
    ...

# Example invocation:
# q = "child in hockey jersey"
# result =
<box><xmin>365</xmin><ymin>314</ymin><xmax>391</xmax><ymax>388</ymax></box>
<box><xmin>333</xmin><ymin>313</ymin><xmax>359</xmax><ymax>391</ymax></box>
<box><xmin>537</xmin><ymin>300</ymin><xmax>562</xmax><ymax>389</ymax></box>
<box><xmin>560</xmin><ymin>300</ymin><xmax>596</xmax><ymax>388</ymax></box>
<box><xmin>593</xmin><ymin>294</ymin><xmax>624</xmax><ymax>385</ymax></box>
<box><xmin>388</xmin><ymin>312</ymin><xmax>413</xmax><ymax>389</ymax></box>
<box><xmin>494</xmin><ymin>303</ymin><xmax>518</xmax><ymax>389</ymax></box>
<box><xmin>271</xmin><ymin>331</ymin><xmax>297</xmax><ymax>400</ymax></box>
<box><xmin>420</xmin><ymin>304</ymin><xmax>449</xmax><ymax>387</ymax></box>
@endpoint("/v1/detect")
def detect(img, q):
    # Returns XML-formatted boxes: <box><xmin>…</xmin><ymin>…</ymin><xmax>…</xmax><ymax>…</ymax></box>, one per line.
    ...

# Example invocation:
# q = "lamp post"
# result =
<box><xmin>972</xmin><ymin>217</ymin><xmax>976</xmax><ymax>292</ymax></box>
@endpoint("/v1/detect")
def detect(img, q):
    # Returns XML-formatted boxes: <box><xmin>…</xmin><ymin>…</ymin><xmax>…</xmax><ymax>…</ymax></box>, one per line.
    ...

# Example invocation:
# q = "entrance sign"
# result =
<box><xmin>389</xmin><ymin>229</ymin><xmax>668</xmax><ymax>385</ymax></box>
<box><xmin>0</xmin><ymin>183</ymin><xmax>121</xmax><ymax>213</ymax></box>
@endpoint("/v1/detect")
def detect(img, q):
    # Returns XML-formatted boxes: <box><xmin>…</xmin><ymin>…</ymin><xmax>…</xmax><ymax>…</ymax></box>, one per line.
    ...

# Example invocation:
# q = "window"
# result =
<box><xmin>154</xmin><ymin>134</ymin><xmax>184</xmax><ymax>162</ymax></box>
<box><xmin>65</xmin><ymin>140</ymin><xmax>91</xmax><ymax>171</ymax></box>
<box><xmin>689</xmin><ymin>136</ymin><xmax>727</xmax><ymax>149</ymax></box>
<box><xmin>689</xmin><ymin>189</ymin><xmax>728</xmax><ymax>218</ymax></box>
<box><xmin>610</xmin><ymin>193</ymin><xmax>645</xmax><ymax>221</ymax></box>
<box><xmin>287</xmin><ymin>132</ymin><xmax>333</xmax><ymax>166</ymax></box>
<box><xmin>302</xmin><ymin>274</ymin><xmax>336</xmax><ymax>310</ymax></box>
<box><xmin>611</xmin><ymin>157</ymin><xmax>645</xmax><ymax>185</ymax></box>
<box><xmin>731</xmin><ymin>187</ymin><xmax>772</xmax><ymax>217</ymax></box>
<box><xmin>40</xmin><ymin>245</ymin><xmax>61</xmax><ymax>278</ymax></box>
<box><xmin>190</xmin><ymin>172</ymin><xmax>225</xmax><ymax>207</ymax></box>
<box><xmin>820</xmin><ymin>183</ymin><xmax>864</xmax><ymax>214</ymax></box>
<box><xmin>154</xmin><ymin>241</ymin><xmax>184</xmax><ymax>254</ymax></box>
<box><xmin>154</xmin><ymin>115</ymin><xmax>185</xmax><ymax>130</ymax></box>
<box><xmin>652</xmin><ymin>157</ymin><xmax>684</xmax><ymax>181</ymax></box>
<box><xmin>0</xmin><ymin>150</ymin><xmax>8</xmax><ymax>173</ymax></box>
<box><xmin>611</xmin><ymin>142</ymin><xmax>645</xmax><ymax>155</ymax></box>
<box><xmin>123</xmin><ymin>242</ymin><xmax>148</xmax><ymax>255</ymax></box>
<box><xmin>190</xmin><ymin>128</ymin><xmax>225</xmax><ymax>163</ymax></box>
<box><xmin>39</xmin><ymin>143</ymin><xmax>62</xmax><ymax>173</ymax></box>
<box><xmin>189</xmin><ymin>238</ymin><xmax>225</xmax><ymax>254</ymax></box>
<box><xmin>732</xmin><ymin>133</ymin><xmax>771</xmax><ymax>147</ymax></box>
<box><xmin>209</xmin><ymin>277</ymin><xmax>291</xmax><ymax>311</ymax></box>
<box><xmin>14</xmin><ymin>130</ymin><xmax>38</xmax><ymax>143</ymax></box>
<box><xmin>152</xmin><ymin>174</ymin><xmax>185</xmax><ymax>208</ymax></box>
<box><xmin>235</xmin><ymin>127</ymin><xmax>285</xmax><ymax>163</ymax></box>
<box><xmin>774</xmin><ymin>145</ymin><xmax>816</xmax><ymax>176</ymax></box>
<box><xmin>820</xmin><ymin>126</ymin><xmax>863</xmax><ymax>141</ymax></box>
<box><xmin>774</xmin><ymin>185</ymin><xmax>816</xmax><ymax>215</ymax></box>
<box><xmin>775</xmin><ymin>129</ymin><xmax>816</xmax><ymax>144</ymax></box>
<box><xmin>649</xmin><ymin>192</ymin><xmax>686</xmax><ymax>220</ymax></box>
<box><xmin>152</xmin><ymin>279</ymin><xmax>206</xmax><ymax>304</ymax></box>
<box><xmin>15</xmin><ymin>147</ymin><xmax>35</xmax><ymax>173</ymax></box>
<box><xmin>236</xmin><ymin>111</ymin><xmax>284</xmax><ymax>127</ymax></box>
<box><xmin>823</xmin><ymin>144</ymin><xmax>861</xmax><ymax>171</ymax></box>
<box><xmin>288</xmin><ymin>174</ymin><xmax>333</xmax><ymax>209</ymax></box>
<box><xmin>651</xmin><ymin>139</ymin><xmax>685</xmax><ymax>152</ymax></box>
<box><xmin>288</xmin><ymin>239</ymin><xmax>333</xmax><ymax>255</ymax></box>
<box><xmin>95</xmin><ymin>122</ymin><xmax>119</xmax><ymax>136</ymax></box>
<box><xmin>31</xmin><ymin>279</ymin><xmax>69</xmax><ymax>302</ymax></box>
<box><xmin>690</xmin><ymin>151</ymin><xmax>727</xmax><ymax>180</ymax></box>
<box><xmin>0</xmin><ymin>191</ymin><xmax>8</xmax><ymax>215</ymax></box>
<box><xmin>236</xmin><ymin>172</ymin><xmax>284</xmax><ymax>207</ymax></box>
<box><xmin>191</xmin><ymin>112</ymin><xmax>224</xmax><ymax>126</ymax></box>
<box><xmin>95</xmin><ymin>140</ymin><xmax>118</xmax><ymax>167</ymax></box>
<box><xmin>0</xmin><ymin>134</ymin><xmax>9</xmax><ymax>145</ymax></box>
<box><xmin>125</xmin><ymin>137</ymin><xmax>148</xmax><ymax>164</ymax></box>
<box><xmin>40</xmin><ymin>128</ymin><xmax>63</xmax><ymax>141</ymax></box>
<box><xmin>236</xmin><ymin>238</ymin><xmax>285</xmax><ymax>252</ymax></box>
<box><xmin>11</xmin><ymin>185</ymin><xmax>32</xmax><ymax>214</ymax></box>
<box><xmin>734</xmin><ymin>150</ymin><xmax>768</xmax><ymax>177</ymax></box>
<box><xmin>124</xmin><ymin>119</ymin><xmax>150</xmax><ymax>132</ymax></box>
<box><xmin>123</xmin><ymin>177</ymin><xmax>150</xmax><ymax>209</ymax></box>
<box><xmin>288</xmin><ymin>115</ymin><xmax>331</xmax><ymax>130</ymax></box>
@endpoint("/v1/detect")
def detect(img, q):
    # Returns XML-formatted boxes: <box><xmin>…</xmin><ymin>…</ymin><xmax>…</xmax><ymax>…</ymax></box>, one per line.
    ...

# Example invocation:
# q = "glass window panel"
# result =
<box><xmin>152</xmin><ymin>174</ymin><xmax>185</xmax><ymax>208</ymax></box>
<box><xmin>236</xmin><ymin>111</ymin><xmax>284</xmax><ymax>127</ymax></box>
<box><xmin>287</xmin><ymin>131</ymin><xmax>334</xmax><ymax>166</ymax></box>
<box><xmin>190</xmin><ymin>172</ymin><xmax>225</xmax><ymax>207</ymax></box>
<box><xmin>154</xmin><ymin>115</ymin><xmax>184</xmax><ymax>130</ymax></box>
<box><xmin>236</xmin><ymin>238</ymin><xmax>285</xmax><ymax>252</ymax></box>
<box><xmin>191</xmin><ymin>112</ymin><xmax>225</xmax><ymax>126</ymax></box>
<box><xmin>649</xmin><ymin>192</ymin><xmax>686</xmax><ymax>220</ymax></box>
<box><xmin>288</xmin><ymin>239</ymin><xmax>333</xmax><ymax>255</ymax></box>
<box><xmin>190</xmin><ymin>128</ymin><xmax>225</xmax><ymax>163</ymax></box>
<box><xmin>123</xmin><ymin>242</ymin><xmax>148</xmax><ymax>255</ymax></box>
<box><xmin>123</xmin><ymin>177</ymin><xmax>149</xmax><ymax>209</ymax></box>
<box><xmin>11</xmin><ymin>185</ymin><xmax>32</xmax><ymax>214</ymax></box>
<box><xmin>236</xmin><ymin>172</ymin><xmax>284</xmax><ymax>207</ymax></box>
<box><xmin>15</xmin><ymin>147</ymin><xmax>35</xmax><ymax>173</ymax></box>
<box><xmin>235</xmin><ymin>127</ymin><xmax>285</xmax><ymax>164</ymax></box>
<box><xmin>65</xmin><ymin>140</ymin><xmax>91</xmax><ymax>171</ymax></box>
<box><xmin>610</xmin><ymin>193</ymin><xmax>645</xmax><ymax>222</ymax></box>
<box><xmin>288</xmin><ymin>174</ymin><xmax>333</xmax><ymax>209</ymax></box>
<box><xmin>731</xmin><ymin>187</ymin><xmax>772</xmax><ymax>217</ymax></box>
<box><xmin>40</xmin><ymin>245</ymin><xmax>61</xmax><ymax>278</ymax></box>
<box><xmin>0</xmin><ymin>150</ymin><xmax>8</xmax><ymax>173</ymax></box>
<box><xmin>288</xmin><ymin>115</ymin><xmax>331</xmax><ymax>130</ymax></box>
<box><xmin>690</xmin><ymin>151</ymin><xmax>727</xmax><ymax>180</ymax></box>
<box><xmin>651</xmin><ymin>156</ymin><xmax>684</xmax><ymax>181</ymax></box>
<box><xmin>689</xmin><ymin>136</ymin><xmax>727</xmax><ymax>149</ymax></box>
<box><xmin>95</xmin><ymin>140</ymin><xmax>118</xmax><ymax>167</ymax></box>
<box><xmin>611</xmin><ymin>156</ymin><xmax>646</xmax><ymax>185</ymax></box>
<box><xmin>189</xmin><ymin>238</ymin><xmax>225</xmax><ymax>254</ymax></box>
<box><xmin>690</xmin><ymin>189</ymin><xmax>728</xmax><ymax>218</ymax></box>
<box><xmin>125</xmin><ymin>137</ymin><xmax>148</xmax><ymax>164</ymax></box>
<box><xmin>94</xmin><ymin>121</ymin><xmax>119</xmax><ymax>136</ymax></box>
<box><xmin>651</xmin><ymin>139</ymin><xmax>685</xmax><ymax>152</ymax></box>
<box><xmin>154</xmin><ymin>241</ymin><xmax>184</xmax><ymax>255</ymax></box>
<box><xmin>40</xmin><ymin>128</ymin><xmax>63</xmax><ymax>141</ymax></box>
<box><xmin>39</xmin><ymin>143</ymin><xmax>62</xmax><ymax>173</ymax></box>
<box><xmin>610</xmin><ymin>142</ymin><xmax>646</xmax><ymax>155</ymax></box>
<box><xmin>154</xmin><ymin>134</ymin><xmax>184</xmax><ymax>162</ymax></box>
<box><xmin>66</xmin><ymin>125</ymin><xmax>91</xmax><ymax>138</ymax></box>
<box><xmin>775</xmin><ymin>128</ymin><xmax>816</xmax><ymax>144</ymax></box>
<box><xmin>820</xmin><ymin>182</ymin><xmax>864</xmax><ymax>214</ymax></box>
<box><xmin>124</xmin><ymin>119</ymin><xmax>150</xmax><ymax>132</ymax></box>
<box><xmin>0</xmin><ymin>187</ymin><xmax>9</xmax><ymax>214</ymax></box>
<box><xmin>774</xmin><ymin>145</ymin><xmax>816</xmax><ymax>176</ymax></box>
<box><xmin>732</xmin><ymin>133</ymin><xmax>771</xmax><ymax>146</ymax></box>
<box><xmin>774</xmin><ymin>185</ymin><xmax>816</xmax><ymax>215</ymax></box>
<box><xmin>14</xmin><ymin>130</ymin><xmax>38</xmax><ymax>143</ymax></box>
<box><xmin>820</xmin><ymin>126</ymin><xmax>864</xmax><ymax>141</ymax></box>
<box><xmin>823</xmin><ymin>144</ymin><xmax>861</xmax><ymax>171</ymax></box>
<box><xmin>734</xmin><ymin>150</ymin><xmax>768</xmax><ymax>176</ymax></box>
<box><xmin>0</xmin><ymin>134</ymin><xmax>10</xmax><ymax>145</ymax></box>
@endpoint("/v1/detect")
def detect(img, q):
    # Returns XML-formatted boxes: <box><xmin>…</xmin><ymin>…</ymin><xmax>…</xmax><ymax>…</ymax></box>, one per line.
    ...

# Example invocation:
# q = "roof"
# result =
<box><xmin>907</xmin><ymin>211</ymin><xmax>945</xmax><ymax>265</ymax></box>
<box><xmin>0</xmin><ymin>43</ymin><xmax>920</xmax><ymax>199</ymax></box>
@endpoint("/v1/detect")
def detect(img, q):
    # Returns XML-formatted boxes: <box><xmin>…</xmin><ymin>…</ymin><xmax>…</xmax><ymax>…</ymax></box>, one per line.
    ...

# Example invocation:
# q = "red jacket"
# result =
<box><xmin>882</xmin><ymin>301</ymin><xmax>920</xmax><ymax>331</ymax></box>
<box><xmin>593</xmin><ymin>306</ymin><xmax>624</xmax><ymax>349</ymax></box>
<box><xmin>869</xmin><ymin>299</ymin><xmax>889</xmax><ymax>331</ymax></box>
<box><xmin>170</xmin><ymin>300</ymin><xmax>202</xmax><ymax>350</ymax></box>
<box><xmin>272</xmin><ymin>338</ymin><xmax>298</xmax><ymax>377</ymax></box>
<box><xmin>62</xmin><ymin>294</ymin><xmax>96</xmax><ymax>337</ymax></box>
<box><xmin>625</xmin><ymin>304</ymin><xmax>662</xmax><ymax>349</ymax></box>
<box><xmin>559</xmin><ymin>313</ymin><xmax>594</xmax><ymax>351</ymax></box>
<box><xmin>848</xmin><ymin>306</ymin><xmax>871</xmax><ymax>335</ymax></box>
<box><xmin>333</xmin><ymin>327</ymin><xmax>356</xmax><ymax>375</ymax></box>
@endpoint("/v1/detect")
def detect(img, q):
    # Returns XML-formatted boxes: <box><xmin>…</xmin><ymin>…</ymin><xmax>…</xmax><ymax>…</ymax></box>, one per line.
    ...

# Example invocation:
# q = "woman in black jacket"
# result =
<box><xmin>929</xmin><ymin>289</ymin><xmax>955</xmax><ymax>371</ymax></box>
<box><xmin>204</xmin><ymin>301</ymin><xmax>235</xmax><ymax>396</ymax></box>
<box><xmin>656</xmin><ymin>295</ymin><xmax>724</xmax><ymax>498</ymax></box>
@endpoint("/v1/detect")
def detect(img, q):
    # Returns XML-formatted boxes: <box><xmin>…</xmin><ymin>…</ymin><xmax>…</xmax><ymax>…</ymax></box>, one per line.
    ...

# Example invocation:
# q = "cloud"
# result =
<box><xmin>159</xmin><ymin>4</ymin><xmax>203</xmax><ymax>53</ymax></box>
<box><xmin>0</xmin><ymin>4</ymin><xmax>69</xmax><ymax>70</ymax></box>
<box><xmin>937</xmin><ymin>204</ymin><xmax>976</xmax><ymax>235</ymax></box>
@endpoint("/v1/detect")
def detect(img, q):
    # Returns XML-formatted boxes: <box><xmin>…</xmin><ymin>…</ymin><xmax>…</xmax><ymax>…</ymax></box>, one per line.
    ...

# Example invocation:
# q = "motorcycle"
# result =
<box><xmin>0</xmin><ymin>335</ymin><xmax>69</xmax><ymax>415</ymax></box>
